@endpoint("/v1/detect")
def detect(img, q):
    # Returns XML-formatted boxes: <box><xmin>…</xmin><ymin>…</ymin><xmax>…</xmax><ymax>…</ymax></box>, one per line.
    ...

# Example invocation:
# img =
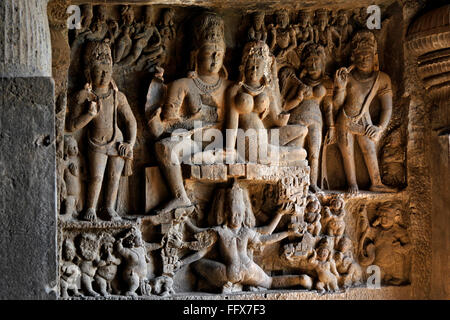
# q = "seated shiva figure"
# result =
<box><xmin>226</xmin><ymin>40</ymin><xmax>307</xmax><ymax>165</ymax></box>
<box><xmin>147</xmin><ymin>13</ymin><xmax>232</xmax><ymax>215</ymax></box>
<box><xmin>179</xmin><ymin>183</ymin><xmax>313</xmax><ymax>293</ymax></box>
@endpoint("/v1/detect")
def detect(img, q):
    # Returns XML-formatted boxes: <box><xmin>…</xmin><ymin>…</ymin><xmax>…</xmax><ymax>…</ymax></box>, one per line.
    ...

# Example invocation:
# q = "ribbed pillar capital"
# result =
<box><xmin>0</xmin><ymin>0</ymin><xmax>52</xmax><ymax>78</ymax></box>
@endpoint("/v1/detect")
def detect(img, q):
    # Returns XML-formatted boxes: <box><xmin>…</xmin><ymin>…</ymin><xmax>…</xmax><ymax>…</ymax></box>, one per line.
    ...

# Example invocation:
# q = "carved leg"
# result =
<box><xmin>153</xmin><ymin>139</ymin><xmax>193</xmax><ymax>215</ymax></box>
<box><xmin>63</xmin><ymin>195</ymin><xmax>76</xmax><ymax>216</ymax></box>
<box><xmin>337</xmin><ymin>133</ymin><xmax>358</xmax><ymax>193</ymax></box>
<box><xmin>118</xmin><ymin>45</ymin><xmax>144</xmax><ymax>67</ymax></box>
<box><xmin>124</xmin><ymin>272</ymin><xmax>140</xmax><ymax>297</ymax></box>
<box><xmin>270</xmin><ymin>274</ymin><xmax>313</xmax><ymax>290</ymax></box>
<box><xmin>94</xmin><ymin>275</ymin><xmax>109</xmax><ymax>297</ymax></box>
<box><xmin>84</xmin><ymin>150</ymin><xmax>108</xmax><ymax>221</ymax></box>
<box><xmin>307</xmin><ymin>122</ymin><xmax>322</xmax><ymax>193</ymax></box>
<box><xmin>81</xmin><ymin>274</ymin><xmax>100</xmax><ymax>297</ymax></box>
<box><xmin>192</xmin><ymin>259</ymin><xmax>228</xmax><ymax>288</ymax></box>
<box><xmin>277</xmin><ymin>124</ymin><xmax>307</xmax><ymax>147</ymax></box>
<box><xmin>104</xmin><ymin>156</ymin><xmax>125</xmax><ymax>221</ymax></box>
<box><xmin>357</xmin><ymin>135</ymin><xmax>396</xmax><ymax>192</ymax></box>
<box><xmin>60</xmin><ymin>280</ymin><xmax>69</xmax><ymax>299</ymax></box>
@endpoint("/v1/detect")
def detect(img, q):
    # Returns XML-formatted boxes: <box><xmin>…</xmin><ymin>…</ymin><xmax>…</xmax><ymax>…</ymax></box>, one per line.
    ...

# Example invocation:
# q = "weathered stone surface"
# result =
<box><xmin>146</xmin><ymin>166</ymin><xmax>170</xmax><ymax>213</ymax></box>
<box><xmin>0</xmin><ymin>77</ymin><xmax>57</xmax><ymax>299</ymax></box>
<box><xmin>0</xmin><ymin>0</ymin><xmax>52</xmax><ymax>78</ymax></box>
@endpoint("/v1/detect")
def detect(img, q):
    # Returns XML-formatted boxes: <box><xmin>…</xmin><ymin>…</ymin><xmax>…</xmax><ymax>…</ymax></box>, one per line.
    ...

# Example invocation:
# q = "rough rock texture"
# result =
<box><xmin>0</xmin><ymin>0</ymin><xmax>52</xmax><ymax>78</ymax></box>
<box><xmin>0</xmin><ymin>0</ymin><xmax>57</xmax><ymax>300</ymax></box>
<box><xmin>405</xmin><ymin>3</ymin><xmax>450</xmax><ymax>299</ymax></box>
<box><xmin>0</xmin><ymin>77</ymin><xmax>57</xmax><ymax>299</ymax></box>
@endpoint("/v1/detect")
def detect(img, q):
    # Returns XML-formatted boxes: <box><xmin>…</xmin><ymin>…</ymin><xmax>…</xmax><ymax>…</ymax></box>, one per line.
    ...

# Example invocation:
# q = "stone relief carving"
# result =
<box><xmin>358</xmin><ymin>202</ymin><xmax>412</xmax><ymax>285</ymax></box>
<box><xmin>67</xmin><ymin>41</ymin><xmax>137</xmax><ymax>222</ymax></box>
<box><xmin>56</xmin><ymin>5</ymin><xmax>410</xmax><ymax>299</ymax></box>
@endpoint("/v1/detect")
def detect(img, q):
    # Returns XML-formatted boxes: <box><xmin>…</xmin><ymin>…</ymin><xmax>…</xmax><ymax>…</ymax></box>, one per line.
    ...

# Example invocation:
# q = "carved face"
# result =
<box><xmin>245</xmin><ymin>56</ymin><xmax>265</xmax><ymax>84</ymax></box>
<box><xmin>145</xmin><ymin>6</ymin><xmax>154</xmax><ymax>25</ymax></box>
<box><xmin>66</xmin><ymin>138</ymin><xmax>78</xmax><ymax>157</ymax></box>
<box><xmin>97</xmin><ymin>6</ymin><xmax>107</xmax><ymax>22</ymax></box>
<box><xmin>299</xmin><ymin>15</ymin><xmax>310</xmax><ymax>27</ymax></box>
<box><xmin>254</xmin><ymin>13</ymin><xmax>264</xmax><ymax>27</ymax></box>
<box><xmin>91</xmin><ymin>64</ymin><xmax>113</xmax><ymax>88</ymax></box>
<box><xmin>317</xmin><ymin>247</ymin><xmax>329</xmax><ymax>261</ymax></box>
<box><xmin>124</xmin><ymin>11</ymin><xmax>134</xmax><ymax>25</ymax></box>
<box><xmin>102</xmin><ymin>242</ymin><xmax>113</xmax><ymax>255</ymax></box>
<box><xmin>354</xmin><ymin>49</ymin><xmax>375</xmax><ymax>73</ymax></box>
<box><xmin>228</xmin><ymin>189</ymin><xmax>245</xmax><ymax>229</ymax></box>
<box><xmin>63</xmin><ymin>241</ymin><xmax>76</xmax><ymax>261</ymax></box>
<box><xmin>163</xmin><ymin>10</ymin><xmax>174</xmax><ymax>25</ymax></box>
<box><xmin>305</xmin><ymin>210</ymin><xmax>317</xmax><ymax>223</ymax></box>
<box><xmin>337</xmin><ymin>13</ymin><xmax>348</xmax><ymax>26</ymax></box>
<box><xmin>330</xmin><ymin>198</ymin><xmax>343</xmax><ymax>211</ymax></box>
<box><xmin>79</xmin><ymin>234</ymin><xmax>99</xmax><ymax>261</ymax></box>
<box><xmin>276</xmin><ymin>12</ymin><xmax>289</xmax><ymax>28</ymax></box>
<box><xmin>303</xmin><ymin>54</ymin><xmax>323</xmax><ymax>80</ymax></box>
<box><xmin>320</xmin><ymin>17</ymin><xmax>328</xmax><ymax>30</ymax></box>
<box><xmin>197</xmin><ymin>44</ymin><xmax>225</xmax><ymax>75</ymax></box>
<box><xmin>378</xmin><ymin>210</ymin><xmax>397</xmax><ymax>229</ymax></box>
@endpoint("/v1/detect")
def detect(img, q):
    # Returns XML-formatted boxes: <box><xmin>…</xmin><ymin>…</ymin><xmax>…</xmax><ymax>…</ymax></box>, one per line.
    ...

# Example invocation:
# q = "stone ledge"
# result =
<box><xmin>182</xmin><ymin>162</ymin><xmax>309</xmax><ymax>182</ymax></box>
<box><xmin>63</xmin><ymin>285</ymin><xmax>412</xmax><ymax>300</ymax></box>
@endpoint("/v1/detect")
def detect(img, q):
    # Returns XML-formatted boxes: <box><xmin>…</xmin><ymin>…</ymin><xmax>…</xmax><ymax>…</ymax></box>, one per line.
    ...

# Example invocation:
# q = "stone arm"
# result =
<box><xmin>118</xmin><ymin>92</ymin><xmax>137</xmax><ymax>146</ymax></box>
<box><xmin>257</xmin><ymin>230</ymin><xmax>298</xmax><ymax>245</ymax></box>
<box><xmin>333</xmin><ymin>84</ymin><xmax>347</xmax><ymax>111</ymax></box>
<box><xmin>184</xmin><ymin>219</ymin><xmax>209</xmax><ymax>234</ymax></box>
<box><xmin>146</xmin><ymin>27</ymin><xmax>162</xmax><ymax>48</ymax></box>
<box><xmin>330</xmin><ymin>27</ymin><xmax>341</xmax><ymax>48</ymax></box>
<box><xmin>307</xmin><ymin>250</ymin><xmax>319</xmax><ymax>266</ymax></box>
<box><xmin>268</xmin><ymin>25</ymin><xmax>277</xmax><ymax>50</ymax></box>
<box><xmin>179</xmin><ymin>246</ymin><xmax>212</xmax><ymax>268</ymax></box>
<box><xmin>286</xmin><ymin>27</ymin><xmax>297</xmax><ymax>53</ymax></box>
<box><xmin>254</xmin><ymin>211</ymin><xmax>284</xmax><ymax>235</ymax></box>
<box><xmin>115</xmin><ymin>240</ymin><xmax>130</xmax><ymax>259</ymax></box>
<box><xmin>330</xmin><ymin>260</ymin><xmax>339</xmax><ymax>278</ymax></box>
<box><xmin>323</xmin><ymin>94</ymin><xmax>334</xmax><ymax>128</ymax></box>
<box><xmin>225</xmin><ymin>85</ymin><xmax>241</xmax><ymax>152</ymax></box>
<box><xmin>377</xmin><ymin>92</ymin><xmax>393</xmax><ymax>132</ymax></box>
<box><xmin>282</xmin><ymin>79</ymin><xmax>306</xmax><ymax>112</ymax></box>
<box><xmin>145</xmin><ymin>242</ymin><xmax>163</xmax><ymax>251</ymax></box>
<box><xmin>394</xmin><ymin>230</ymin><xmax>412</xmax><ymax>254</ymax></box>
<box><xmin>66</xmin><ymin>89</ymin><xmax>96</xmax><ymax>133</ymax></box>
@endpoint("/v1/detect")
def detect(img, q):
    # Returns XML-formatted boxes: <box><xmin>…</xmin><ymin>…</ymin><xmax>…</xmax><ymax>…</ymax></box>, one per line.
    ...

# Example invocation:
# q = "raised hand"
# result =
<box><xmin>335</xmin><ymin>67</ymin><xmax>349</xmax><ymax>89</ymax></box>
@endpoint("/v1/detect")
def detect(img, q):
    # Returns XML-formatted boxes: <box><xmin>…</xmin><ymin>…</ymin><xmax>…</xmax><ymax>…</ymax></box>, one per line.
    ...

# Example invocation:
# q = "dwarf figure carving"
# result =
<box><xmin>304</xmin><ymin>195</ymin><xmax>322</xmax><ymax>236</ymax></box>
<box><xmin>94</xmin><ymin>234</ymin><xmax>121</xmax><ymax>297</ymax></box>
<box><xmin>61</xmin><ymin>135</ymin><xmax>82</xmax><ymax>218</ymax></box>
<box><xmin>116</xmin><ymin>227</ymin><xmax>153</xmax><ymax>297</ymax></box>
<box><xmin>67</xmin><ymin>40</ymin><xmax>137</xmax><ymax>221</ymax></box>
<box><xmin>307</xmin><ymin>239</ymin><xmax>340</xmax><ymax>293</ymax></box>
<box><xmin>322</xmin><ymin>195</ymin><xmax>346</xmax><ymax>239</ymax></box>
<box><xmin>60</xmin><ymin>239</ymin><xmax>82</xmax><ymax>298</ymax></box>
<box><xmin>358</xmin><ymin>203</ymin><xmax>412</xmax><ymax>285</ymax></box>
<box><xmin>77</xmin><ymin>233</ymin><xmax>101</xmax><ymax>297</ymax></box>
<box><xmin>333</xmin><ymin>236</ymin><xmax>362</xmax><ymax>288</ymax></box>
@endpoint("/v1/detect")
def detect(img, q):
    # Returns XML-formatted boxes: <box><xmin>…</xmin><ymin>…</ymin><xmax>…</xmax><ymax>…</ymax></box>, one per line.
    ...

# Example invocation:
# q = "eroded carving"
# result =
<box><xmin>67</xmin><ymin>41</ymin><xmax>137</xmax><ymax>221</ymax></box>
<box><xmin>57</xmin><ymin>6</ymin><xmax>410</xmax><ymax>299</ymax></box>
